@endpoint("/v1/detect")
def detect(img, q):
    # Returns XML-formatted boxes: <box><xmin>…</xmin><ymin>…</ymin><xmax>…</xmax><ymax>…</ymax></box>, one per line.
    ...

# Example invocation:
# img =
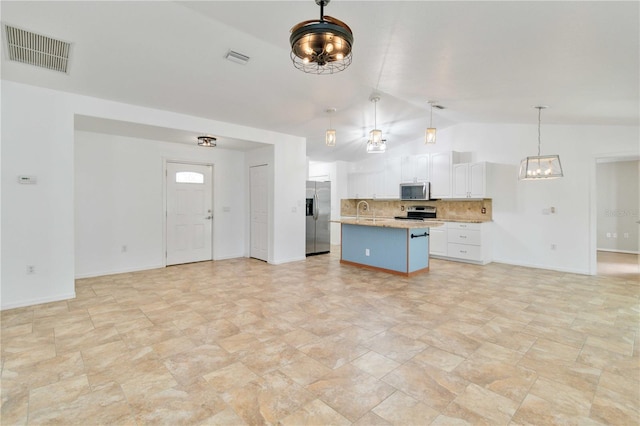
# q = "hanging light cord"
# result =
<box><xmin>429</xmin><ymin>103</ymin><xmax>433</xmax><ymax>127</ymax></box>
<box><xmin>537</xmin><ymin>107</ymin><xmax>542</xmax><ymax>156</ymax></box>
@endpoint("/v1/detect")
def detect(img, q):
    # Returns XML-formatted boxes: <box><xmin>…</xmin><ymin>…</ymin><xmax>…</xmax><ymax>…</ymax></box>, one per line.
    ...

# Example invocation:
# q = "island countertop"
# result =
<box><xmin>333</xmin><ymin>217</ymin><xmax>445</xmax><ymax>229</ymax></box>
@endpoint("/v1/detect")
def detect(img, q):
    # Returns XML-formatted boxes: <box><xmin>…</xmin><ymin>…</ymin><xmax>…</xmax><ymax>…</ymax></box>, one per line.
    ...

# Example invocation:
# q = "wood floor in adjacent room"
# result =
<box><xmin>2</xmin><ymin>249</ymin><xmax>638</xmax><ymax>425</ymax></box>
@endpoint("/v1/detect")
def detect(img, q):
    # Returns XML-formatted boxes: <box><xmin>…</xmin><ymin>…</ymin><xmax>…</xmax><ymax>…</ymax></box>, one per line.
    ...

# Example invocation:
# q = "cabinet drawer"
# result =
<box><xmin>448</xmin><ymin>222</ymin><xmax>482</xmax><ymax>231</ymax></box>
<box><xmin>447</xmin><ymin>243</ymin><xmax>481</xmax><ymax>261</ymax></box>
<box><xmin>448</xmin><ymin>228</ymin><xmax>481</xmax><ymax>245</ymax></box>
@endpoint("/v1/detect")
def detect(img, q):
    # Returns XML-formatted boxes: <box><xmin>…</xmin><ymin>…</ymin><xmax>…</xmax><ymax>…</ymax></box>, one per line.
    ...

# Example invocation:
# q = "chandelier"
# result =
<box><xmin>290</xmin><ymin>0</ymin><xmax>354</xmax><ymax>74</ymax></box>
<box><xmin>366</xmin><ymin>96</ymin><xmax>386</xmax><ymax>154</ymax></box>
<box><xmin>518</xmin><ymin>106</ymin><xmax>564</xmax><ymax>180</ymax></box>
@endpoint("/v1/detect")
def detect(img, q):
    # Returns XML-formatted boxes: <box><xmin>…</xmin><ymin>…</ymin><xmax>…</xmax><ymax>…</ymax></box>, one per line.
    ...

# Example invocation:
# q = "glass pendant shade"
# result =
<box><xmin>518</xmin><ymin>106</ymin><xmax>563</xmax><ymax>180</ymax></box>
<box><xmin>425</xmin><ymin>101</ymin><xmax>438</xmax><ymax>144</ymax></box>
<box><xmin>425</xmin><ymin>128</ymin><xmax>436</xmax><ymax>144</ymax></box>
<box><xmin>518</xmin><ymin>155</ymin><xmax>563</xmax><ymax>180</ymax></box>
<box><xmin>367</xmin><ymin>96</ymin><xmax>385</xmax><ymax>153</ymax></box>
<box><xmin>290</xmin><ymin>0</ymin><xmax>353</xmax><ymax>74</ymax></box>
<box><xmin>366</xmin><ymin>138</ymin><xmax>386</xmax><ymax>154</ymax></box>
<box><xmin>369</xmin><ymin>129</ymin><xmax>382</xmax><ymax>144</ymax></box>
<box><xmin>325</xmin><ymin>129</ymin><xmax>336</xmax><ymax>146</ymax></box>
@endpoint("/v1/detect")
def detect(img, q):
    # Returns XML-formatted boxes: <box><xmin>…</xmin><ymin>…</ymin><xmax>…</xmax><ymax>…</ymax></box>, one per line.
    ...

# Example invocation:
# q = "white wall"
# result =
<box><xmin>75</xmin><ymin>131</ymin><xmax>247</xmax><ymax>278</ymax></box>
<box><xmin>335</xmin><ymin>122</ymin><xmax>639</xmax><ymax>274</ymax></box>
<box><xmin>1</xmin><ymin>81</ymin><xmax>306</xmax><ymax>309</ymax></box>
<box><xmin>596</xmin><ymin>160</ymin><xmax>639</xmax><ymax>253</ymax></box>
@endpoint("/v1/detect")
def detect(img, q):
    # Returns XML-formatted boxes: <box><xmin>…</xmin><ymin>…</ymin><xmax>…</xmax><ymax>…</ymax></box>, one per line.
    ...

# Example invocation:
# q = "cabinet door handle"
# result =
<box><xmin>459</xmin><ymin>235</ymin><xmax>467</xmax><ymax>239</ymax></box>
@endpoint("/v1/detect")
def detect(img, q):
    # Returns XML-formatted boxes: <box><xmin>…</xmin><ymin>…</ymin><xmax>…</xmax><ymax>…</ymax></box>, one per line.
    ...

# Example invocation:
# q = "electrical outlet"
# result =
<box><xmin>481</xmin><ymin>207</ymin><xmax>486</xmax><ymax>214</ymax></box>
<box><xmin>550</xmin><ymin>244</ymin><xmax>557</xmax><ymax>250</ymax></box>
<box><xmin>26</xmin><ymin>265</ymin><xmax>35</xmax><ymax>274</ymax></box>
<box><xmin>365</xmin><ymin>248</ymin><xmax>370</xmax><ymax>256</ymax></box>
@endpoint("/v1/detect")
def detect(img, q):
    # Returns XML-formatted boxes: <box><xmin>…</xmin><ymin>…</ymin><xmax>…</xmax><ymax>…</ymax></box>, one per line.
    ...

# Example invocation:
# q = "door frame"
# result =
<box><xmin>249</xmin><ymin>163</ymin><xmax>269</xmax><ymax>262</ymax></box>
<box><xmin>589</xmin><ymin>152</ymin><xmax>639</xmax><ymax>275</ymax></box>
<box><xmin>163</xmin><ymin>158</ymin><xmax>215</xmax><ymax>266</ymax></box>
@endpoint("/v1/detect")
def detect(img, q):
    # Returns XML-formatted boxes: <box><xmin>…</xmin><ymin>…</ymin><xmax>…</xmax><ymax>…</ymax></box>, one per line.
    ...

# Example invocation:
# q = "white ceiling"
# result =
<box><xmin>2</xmin><ymin>1</ymin><xmax>638</xmax><ymax>162</ymax></box>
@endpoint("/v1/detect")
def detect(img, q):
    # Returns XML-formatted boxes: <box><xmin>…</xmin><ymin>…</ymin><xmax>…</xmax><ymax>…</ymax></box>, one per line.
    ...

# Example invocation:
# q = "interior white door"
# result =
<box><xmin>250</xmin><ymin>165</ymin><xmax>268</xmax><ymax>261</ymax></box>
<box><xmin>166</xmin><ymin>162</ymin><xmax>213</xmax><ymax>266</ymax></box>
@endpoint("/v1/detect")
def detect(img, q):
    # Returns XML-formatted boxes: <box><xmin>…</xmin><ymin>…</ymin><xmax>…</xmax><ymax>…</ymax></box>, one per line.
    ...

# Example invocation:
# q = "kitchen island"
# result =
<box><xmin>333</xmin><ymin>218</ymin><xmax>444</xmax><ymax>276</ymax></box>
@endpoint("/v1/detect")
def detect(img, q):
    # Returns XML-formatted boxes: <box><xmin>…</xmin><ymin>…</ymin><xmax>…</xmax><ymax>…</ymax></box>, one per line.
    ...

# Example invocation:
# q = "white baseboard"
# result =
<box><xmin>597</xmin><ymin>248</ymin><xmax>639</xmax><ymax>255</ymax></box>
<box><xmin>74</xmin><ymin>264</ymin><xmax>165</xmax><ymax>279</ymax></box>
<box><xmin>1</xmin><ymin>292</ymin><xmax>76</xmax><ymax>311</ymax></box>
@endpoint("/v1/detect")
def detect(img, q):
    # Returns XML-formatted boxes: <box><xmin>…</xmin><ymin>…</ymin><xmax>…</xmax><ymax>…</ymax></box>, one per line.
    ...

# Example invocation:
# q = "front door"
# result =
<box><xmin>166</xmin><ymin>162</ymin><xmax>213</xmax><ymax>265</ymax></box>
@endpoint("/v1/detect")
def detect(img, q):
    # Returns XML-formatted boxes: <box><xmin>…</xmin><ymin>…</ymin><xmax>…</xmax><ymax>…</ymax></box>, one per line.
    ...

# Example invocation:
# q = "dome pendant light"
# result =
<box><xmin>518</xmin><ymin>106</ymin><xmax>563</xmax><ymax>180</ymax></box>
<box><xmin>325</xmin><ymin>108</ymin><xmax>336</xmax><ymax>146</ymax></box>
<box><xmin>367</xmin><ymin>96</ymin><xmax>386</xmax><ymax>154</ymax></box>
<box><xmin>290</xmin><ymin>0</ymin><xmax>354</xmax><ymax>75</ymax></box>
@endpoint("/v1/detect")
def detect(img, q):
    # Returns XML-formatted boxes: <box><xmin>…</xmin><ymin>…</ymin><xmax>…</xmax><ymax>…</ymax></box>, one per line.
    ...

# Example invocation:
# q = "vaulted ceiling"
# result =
<box><xmin>2</xmin><ymin>1</ymin><xmax>638</xmax><ymax>162</ymax></box>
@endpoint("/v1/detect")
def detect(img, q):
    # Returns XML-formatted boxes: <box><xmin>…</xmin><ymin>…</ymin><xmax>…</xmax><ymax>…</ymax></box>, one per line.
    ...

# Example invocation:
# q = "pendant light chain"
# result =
<box><xmin>537</xmin><ymin>106</ymin><xmax>542</xmax><ymax>156</ymax></box>
<box><xmin>430</xmin><ymin>103</ymin><xmax>433</xmax><ymax>127</ymax></box>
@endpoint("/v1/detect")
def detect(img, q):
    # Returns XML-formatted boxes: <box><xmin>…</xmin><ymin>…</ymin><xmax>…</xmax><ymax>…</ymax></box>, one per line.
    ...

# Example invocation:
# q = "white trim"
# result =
<box><xmin>492</xmin><ymin>259</ymin><xmax>590</xmax><ymax>276</ymax></box>
<box><xmin>590</xmin><ymin>151</ymin><xmax>640</xmax><ymax>276</ymax></box>
<box><xmin>597</xmin><ymin>248</ymin><xmax>640</xmax><ymax>255</ymax></box>
<box><xmin>74</xmin><ymin>264</ymin><xmax>165</xmax><ymax>279</ymax></box>
<box><xmin>1</xmin><ymin>292</ymin><xmax>76</xmax><ymax>311</ymax></box>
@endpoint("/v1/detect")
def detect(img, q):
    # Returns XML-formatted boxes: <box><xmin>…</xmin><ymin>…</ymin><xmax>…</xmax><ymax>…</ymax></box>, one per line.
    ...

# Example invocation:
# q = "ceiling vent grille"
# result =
<box><xmin>4</xmin><ymin>25</ymin><xmax>71</xmax><ymax>73</ymax></box>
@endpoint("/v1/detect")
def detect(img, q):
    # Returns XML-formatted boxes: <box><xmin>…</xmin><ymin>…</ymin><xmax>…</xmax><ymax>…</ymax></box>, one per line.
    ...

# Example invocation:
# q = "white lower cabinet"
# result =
<box><xmin>431</xmin><ymin>221</ymin><xmax>492</xmax><ymax>264</ymax></box>
<box><xmin>429</xmin><ymin>227</ymin><xmax>448</xmax><ymax>256</ymax></box>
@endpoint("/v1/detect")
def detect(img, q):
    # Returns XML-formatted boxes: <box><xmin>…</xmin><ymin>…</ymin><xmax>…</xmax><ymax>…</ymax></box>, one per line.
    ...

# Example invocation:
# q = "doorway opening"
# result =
<box><xmin>594</xmin><ymin>157</ymin><xmax>639</xmax><ymax>278</ymax></box>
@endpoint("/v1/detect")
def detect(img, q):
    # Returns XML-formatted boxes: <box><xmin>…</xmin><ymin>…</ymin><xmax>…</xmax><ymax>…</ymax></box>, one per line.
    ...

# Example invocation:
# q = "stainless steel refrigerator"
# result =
<box><xmin>306</xmin><ymin>181</ymin><xmax>331</xmax><ymax>255</ymax></box>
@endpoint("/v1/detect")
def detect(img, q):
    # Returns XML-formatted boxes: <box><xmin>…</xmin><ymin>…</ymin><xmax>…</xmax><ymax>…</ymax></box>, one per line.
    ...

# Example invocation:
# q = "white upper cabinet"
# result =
<box><xmin>430</xmin><ymin>151</ymin><xmax>468</xmax><ymax>199</ymax></box>
<box><xmin>401</xmin><ymin>155</ymin><xmax>430</xmax><ymax>183</ymax></box>
<box><xmin>452</xmin><ymin>162</ymin><xmax>492</xmax><ymax>198</ymax></box>
<box><xmin>383</xmin><ymin>157</ymin><xmax>402</xmax><ymax>198</ymax></box>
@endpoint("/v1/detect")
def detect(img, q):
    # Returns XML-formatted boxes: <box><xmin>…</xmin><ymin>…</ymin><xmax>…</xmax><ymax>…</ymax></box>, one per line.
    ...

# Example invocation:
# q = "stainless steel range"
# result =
<box><xmin>394</xmin><ymin>206</ymin><xmax>436</xmax><ymax>221</ymax></box>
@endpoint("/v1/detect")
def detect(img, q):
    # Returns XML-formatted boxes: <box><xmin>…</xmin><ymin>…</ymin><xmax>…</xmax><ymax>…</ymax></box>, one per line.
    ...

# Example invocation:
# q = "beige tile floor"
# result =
<box><xmin>2</xmin><ymin>248</ymin><xmax>638</xmax><ymax>425</ymax></box>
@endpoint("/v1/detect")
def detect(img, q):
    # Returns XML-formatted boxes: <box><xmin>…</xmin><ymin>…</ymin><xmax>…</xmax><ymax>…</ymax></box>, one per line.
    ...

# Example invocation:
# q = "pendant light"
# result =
<box><xmin>366</xmin><ymin>95</ymin><xmax>386</xmax><ymax>154</ymax></box>
<box><xmin>290</xmin><ymin>0</ymin><xmax>354</xmax><ymax>75</ymax></box>
<box><xmin>325</xmin><ymin>108</ymin><xmax>336</xmax><ymax>146</ymax></box>
<box><xmin>425</xmin><ymin>101</ymin><xmax>437</xmax><ymax>144</ymax></box>
<box><xmin>197</xmin><ymin>136</ymin><xmax>216</xmax><ymax>147</ymax></box>
<box><xmin>518</xmin><ymin>106</ymin><xmax>564</xmax><ymax>180</ymax></box>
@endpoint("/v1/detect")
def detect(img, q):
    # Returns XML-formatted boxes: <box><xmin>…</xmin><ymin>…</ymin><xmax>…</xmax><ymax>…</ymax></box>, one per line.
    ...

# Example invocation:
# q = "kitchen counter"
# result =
<box><xmin>334</xmin><ymin>217</ymin><xmax>445</xmax><ymax>229</ymax></box>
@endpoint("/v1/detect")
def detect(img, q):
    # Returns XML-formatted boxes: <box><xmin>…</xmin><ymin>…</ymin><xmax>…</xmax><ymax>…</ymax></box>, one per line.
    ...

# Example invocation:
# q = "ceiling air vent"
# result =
<box><xmin>4</xmin><ymin>24</ymin><xmax>71</xmax><ymax>73</ymax></box>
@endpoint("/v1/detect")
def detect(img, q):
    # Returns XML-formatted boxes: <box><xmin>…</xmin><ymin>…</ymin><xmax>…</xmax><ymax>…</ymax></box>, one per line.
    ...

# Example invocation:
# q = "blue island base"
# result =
<box><xmin>340</xmin><ymin>223</ymin><xmax>430</xmax><ymax>277</ymax></box>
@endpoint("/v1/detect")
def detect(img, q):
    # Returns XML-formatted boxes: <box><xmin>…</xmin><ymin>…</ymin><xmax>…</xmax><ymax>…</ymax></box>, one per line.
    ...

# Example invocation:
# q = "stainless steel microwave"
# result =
<box><xmin>400</xmin><ymin>182</ymin><xmax>431</xmax><ymax>200</ymax></box>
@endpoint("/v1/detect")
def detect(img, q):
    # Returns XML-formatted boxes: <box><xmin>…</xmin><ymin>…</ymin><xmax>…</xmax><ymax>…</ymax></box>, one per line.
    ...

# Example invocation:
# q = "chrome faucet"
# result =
<box><xmin>356</xmin><ymin>200</ymin><xmax>370</xmax><ymax>221</ymax></box>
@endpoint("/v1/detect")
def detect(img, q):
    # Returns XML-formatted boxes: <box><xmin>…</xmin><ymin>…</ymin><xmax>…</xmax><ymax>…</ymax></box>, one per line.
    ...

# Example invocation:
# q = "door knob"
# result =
<box><xmin>205</xmin><ymin>216</ymin><xmax>212</xmax><ymax>220</ymax></box>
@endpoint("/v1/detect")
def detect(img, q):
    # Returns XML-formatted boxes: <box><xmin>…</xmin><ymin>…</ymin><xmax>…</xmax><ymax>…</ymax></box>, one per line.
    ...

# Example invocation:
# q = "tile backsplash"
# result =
<box><xmin>340</xmin><ymin>198</ymin><xmax>492</xmax><ymax>222</ymax></box>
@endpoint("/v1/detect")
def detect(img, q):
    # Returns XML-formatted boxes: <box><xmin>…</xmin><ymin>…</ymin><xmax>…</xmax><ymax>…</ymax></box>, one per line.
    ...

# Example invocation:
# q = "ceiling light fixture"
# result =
<box><xmin>197</xmin><ymin>136</ymin><xmax>217</xmax><ymax>147</ymax></box>
<box><xmin>425</xmin><ymin>101</ymin><xmax>440</xmax><ymax>144</ymax></box>
<box><xmin>290</xmin><ymin>0</ymin><xmax>354</xmax><ymax>75</ymax></box>
<box><xmin>326</xmin><ymin>108</ymin><xmax>336</xmax><ymax>146</ymax></box>
<box><xmin>367</xmin><ymin>95</ymin><xmax>386</xmax><ymax>154</ymax></box>
<box><xmin>518</xmin><ymin>106</ymin><xmax>563</xmax><ymax>180</ymax></box>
